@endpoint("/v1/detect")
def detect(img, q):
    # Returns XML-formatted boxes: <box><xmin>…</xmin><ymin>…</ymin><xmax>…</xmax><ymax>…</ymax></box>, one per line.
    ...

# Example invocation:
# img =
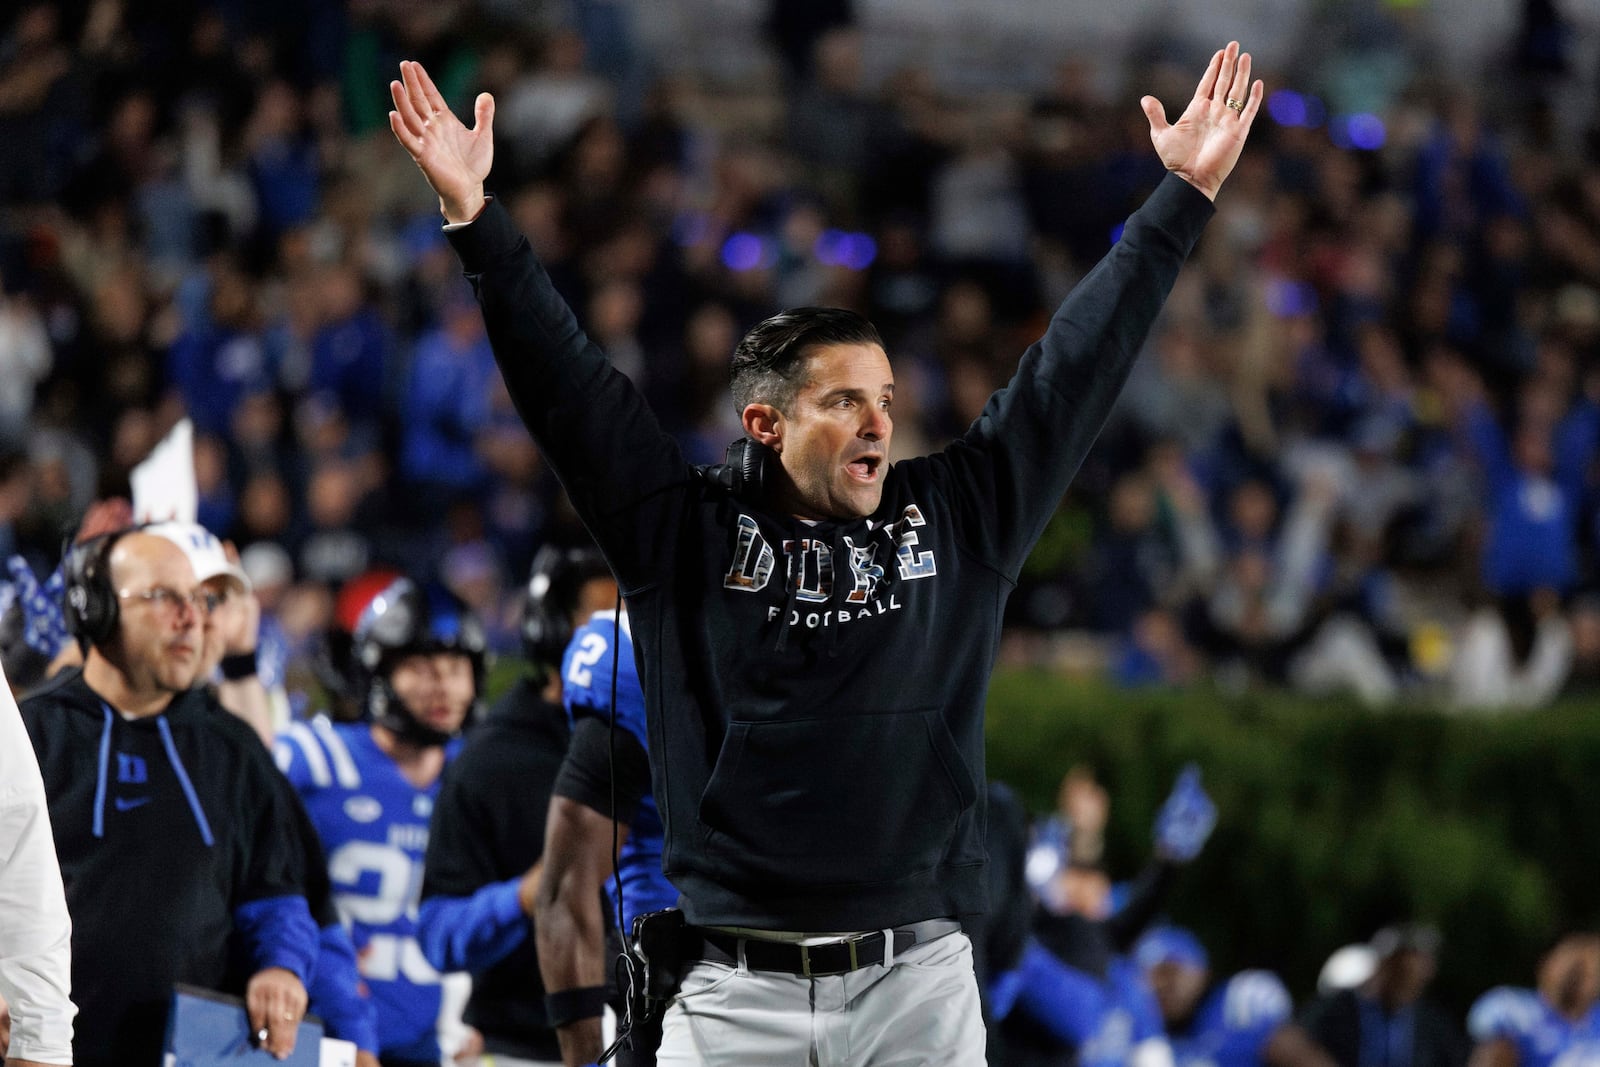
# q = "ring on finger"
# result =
<box><xmin>1225</xmin><ymin>97</ymin><xmax>1245</xmax><ymax>113</ymax></box>
<box><xmin>256</xmin><ymin>1026</ymin><xmax>270</xmax><ymax>1043</ymax></box>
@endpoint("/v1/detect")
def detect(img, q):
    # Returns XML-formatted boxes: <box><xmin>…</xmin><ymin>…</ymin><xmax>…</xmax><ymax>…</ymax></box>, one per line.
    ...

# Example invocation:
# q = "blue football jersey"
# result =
<box><xmin>275</xmin><ymin>717</ymin><xmax>461</xmax><ymax>1062</ymax></box>
<box><xmin>1078</xmin><ymin>958</ymin><xmax>1168</xmax><ymax>1067</ymax></box>
<box><xmin>561</xmin><ymin>610</ymin><xmax>676</xmax><ymax>929</ymax></box>
<box><xmin>1469</xmin><ymin>987</ymin><xmax>1600</xmax><ymax>1067</ymax></box>
<box><xmin>1170</xmin><ymin>971</ymin><xmax>1293</xmax><ymax>1067</ymax></box>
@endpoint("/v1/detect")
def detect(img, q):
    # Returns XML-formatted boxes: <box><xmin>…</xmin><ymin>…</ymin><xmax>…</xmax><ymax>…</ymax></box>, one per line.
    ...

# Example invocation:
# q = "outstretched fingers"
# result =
<box><xmin>1194</xmin><ymin>48</ymin><xmax>1225</xmax><ymax>104</ymax></box>
<box><xmin>409</xmin><ymin>59</ymin><xmax>452</xmax><ymax>116</ymax></box>
<box><xmin>1225</xmin><ymin>50</ymin><xmax>1252</xmax><ymax>111</ymax></box>
<box><xmin>388</xmin><ymin>108</ymin><xmax>419</xmax><ymax>158</ymax></box>
<box><xmin>1237</xmin><ymin>78</ymin><xmax>1265</xmax><ymax>128</ymax></box>
<box><xmin>390</xmin><ymin>77</ymin><xmax>425</xmax><ymax>139</ymax></box>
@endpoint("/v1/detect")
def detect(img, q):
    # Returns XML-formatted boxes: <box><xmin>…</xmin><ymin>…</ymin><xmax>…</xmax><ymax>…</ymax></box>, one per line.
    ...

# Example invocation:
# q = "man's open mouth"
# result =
<box><xmin>846</xmin><ymin>455</ymin><xmax>882</xmax><ymax>481</ymax></box>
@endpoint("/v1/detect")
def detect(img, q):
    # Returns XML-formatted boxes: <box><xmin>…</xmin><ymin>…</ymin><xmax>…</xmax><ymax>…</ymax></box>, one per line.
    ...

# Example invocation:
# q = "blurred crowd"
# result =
<box><xmin>4</xmin><ymin>0</ymin><xmax>1600</xmax><ymax>710</ymax></box>
<box><xmin>983</xmin><ymin>764</ymin><xmax>1600</xmax><ymax>1067</ymax></box>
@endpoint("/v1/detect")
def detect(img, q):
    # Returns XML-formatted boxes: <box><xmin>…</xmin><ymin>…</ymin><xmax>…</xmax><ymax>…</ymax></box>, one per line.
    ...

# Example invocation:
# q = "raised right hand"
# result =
<box><xmin>389</xmin><ymin>59</ymin><xmax>495</xmax><ymax>225</ymax></box>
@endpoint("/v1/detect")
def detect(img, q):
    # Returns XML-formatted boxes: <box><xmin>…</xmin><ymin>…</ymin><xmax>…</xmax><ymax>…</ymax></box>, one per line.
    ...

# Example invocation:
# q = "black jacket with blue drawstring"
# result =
<box><xmin>448</xmin><ymin>174</ymin><xmax>1214</xmax><ymax>933</ymax></box>
<box><xmin>20</xmin><ymin>669</ymin><xmax>317</xmax><ymax>1067</ymax></box>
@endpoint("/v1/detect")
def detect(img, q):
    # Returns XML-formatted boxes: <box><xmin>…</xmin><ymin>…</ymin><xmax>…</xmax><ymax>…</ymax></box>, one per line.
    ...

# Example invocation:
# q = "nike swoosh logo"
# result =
<box><xmin>114</xmin><ymin>796</ymin><xmax>151</xmax><ymax>811</ymax></box>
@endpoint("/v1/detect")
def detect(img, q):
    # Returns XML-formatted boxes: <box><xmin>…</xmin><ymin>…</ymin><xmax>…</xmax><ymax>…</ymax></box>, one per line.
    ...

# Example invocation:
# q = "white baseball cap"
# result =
<box><xmin>146</xmin><ymin>522</ymin><xmax>252</xmax><ymax>595</ymax></box>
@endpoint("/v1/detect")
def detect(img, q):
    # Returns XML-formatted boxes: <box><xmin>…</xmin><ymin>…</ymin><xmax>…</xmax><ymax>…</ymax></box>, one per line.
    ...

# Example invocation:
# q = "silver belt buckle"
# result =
<box><xmin>800</xmin><ymin>934</ymin><xmax>868</xmax><ymax>978</ymax></box>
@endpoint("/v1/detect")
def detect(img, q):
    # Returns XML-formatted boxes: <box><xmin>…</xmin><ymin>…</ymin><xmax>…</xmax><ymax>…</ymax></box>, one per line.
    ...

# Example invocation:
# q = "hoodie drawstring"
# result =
<box><xmin>93</xmin><ymin>704</ymin><xmax>113</xmax><ymax>839</ymax></box>
<box><xmin>773</xmin><ymin>537</ymin><xmax>807</xmax><ymax>653</ymax></box>
<box><xmin>157</xmin><ymin>717</ymin><xmax>215</xmax><ymax>847</ymax></box>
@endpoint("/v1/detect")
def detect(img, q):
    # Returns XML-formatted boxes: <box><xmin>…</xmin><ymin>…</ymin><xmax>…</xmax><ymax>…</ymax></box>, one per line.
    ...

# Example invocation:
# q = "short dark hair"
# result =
<box><xmin>730</xmin><ymin>307</ymin><xmax>883</xmax><ymax>414</ymax></box>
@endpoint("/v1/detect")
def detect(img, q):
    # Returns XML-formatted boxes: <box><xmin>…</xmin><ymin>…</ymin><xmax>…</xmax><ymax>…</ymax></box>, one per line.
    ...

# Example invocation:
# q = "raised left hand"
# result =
<box><xmin>245</xmin><ymin>966</ymin><xmax>307</xmax><ymax>1060</ymax></box>
<box><xmin>1141</xmin><ymin>41</ymin><xmax>1264</xmax><ymax>201</ymax></box>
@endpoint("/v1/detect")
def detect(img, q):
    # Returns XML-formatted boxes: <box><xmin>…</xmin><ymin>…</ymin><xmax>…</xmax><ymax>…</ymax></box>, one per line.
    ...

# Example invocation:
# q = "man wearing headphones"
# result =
<box><xmin>417</xmin><ymin>543</ymin><xmax>616</xmax><ymax>1067</ymax></box>
<box><xmin>18</xmin><ymin>529</ymin><xmax>316</xmax><ymax>1066</ymax></box>
<box><xmin>392</xmin><ymin>39</ymin><xmax>1262</xmax><ymax>1065</ymax></box>
<box><xmin>274</xmin><ymin>577</ymin><xmax>486</xmax><ymax>1067</ymax></box>
<box><xmin>149</xmin><ymin>520</ymin><xmax>383</xmax><ymax>1067</ymax></box>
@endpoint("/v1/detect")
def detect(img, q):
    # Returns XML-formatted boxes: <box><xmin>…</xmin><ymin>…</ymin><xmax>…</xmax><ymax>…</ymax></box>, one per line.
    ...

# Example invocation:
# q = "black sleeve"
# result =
<box><xmin>281</xmin><ymin>777</ymin><xmax>339</xmax><ymax>928</ymax></box>
<box><xmin>926</xmin><ymin>174</ymin><xmax>1214</xmax><ymax>577</ymax></box>
<box><xmin>236</xmin><ymin>739</ymin><xmax>308</xmax><ymax>905</ymax></box>
<box><xmin>447</xmin><ymin>199</ymin><xmax>691</xmax><ymax>589</ymax></box>
<box><xmin>1104</xmin><ymin>857</ymin><xmax>1177</xmax><ymax>950</ymax></box>
<box><xmin>422</xmin><ymin>744</ymin><xmax>511</xmax><ymax>902</ymax></box>
<box><xmin>1299</xmin><ymin>991</ymin><xmax>1357</xmax><ymax>1067</ymax></box>
<box><xmin>551</xmin><ymin>715</ymin><xmax>651</xmax><ymax>824</ymax></box>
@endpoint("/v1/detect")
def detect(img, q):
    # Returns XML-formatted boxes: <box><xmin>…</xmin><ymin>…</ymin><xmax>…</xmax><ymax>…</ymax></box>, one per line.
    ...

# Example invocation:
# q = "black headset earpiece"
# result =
<box><xmin>702</xmin><ymin>437</ymin><xmax>777</xmax><ymax>501</ymax></box>
<box><xmin>63</xmin><ymin>529</ymin><xmax>134</xmax><ymax>648</ymax></box>
<box><xmin>523</xmin><ymin>545</ymin><xmax>576</xmax><ymax>666</ymax></box>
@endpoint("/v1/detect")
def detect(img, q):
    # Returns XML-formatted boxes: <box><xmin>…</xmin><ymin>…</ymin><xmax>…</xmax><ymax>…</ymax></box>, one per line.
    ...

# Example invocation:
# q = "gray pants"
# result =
<box><xmin>655</xmin><ymin>931</ymin><xmax>987</xmax><ymax>1066</ymax></box>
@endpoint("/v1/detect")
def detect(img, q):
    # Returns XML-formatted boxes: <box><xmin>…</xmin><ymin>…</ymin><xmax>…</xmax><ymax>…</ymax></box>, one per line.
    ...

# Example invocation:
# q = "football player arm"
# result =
<box><xmin>536</xmin><ymin>793</ymin><xmax>627</xmax><ymax>1067</ymax></box>
<box><xmin>416</xmin><ymin>876</ymin><xmax>536</xmax><ymax>974</ymax></box>
<box><xmin>994</xmin><ymin>940</ymin><xmax>1109</xmax><ymax>1046</ymax></box>
<box><xmin>1265</xmin><ymin>1023</ymin><xmax>1343</xmax><ymax>1067</ymax></box>
<box><xmin>418</xmin><ymin>748</ymin><xmax>541</xmax><ymax>974</ymax></box>
<box><xmin>535</xmin><ymin>714</ymin><xmax>648</xmax><ymax>1067</ymax></box>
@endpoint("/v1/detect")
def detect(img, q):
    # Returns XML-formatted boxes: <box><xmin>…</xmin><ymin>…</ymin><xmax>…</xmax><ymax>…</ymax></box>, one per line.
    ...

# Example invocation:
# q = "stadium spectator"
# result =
<box><xmin>1466</xmin><ymin>932</ymin><xmax>1600</xmax><ymax>1067</ymax></box>
<box><xmin>1301</xmin><ymin>925</ymin><xmax>1468</xmax><ymax>1067</ymax></box>
<box><xmin>1136</xmin><ymin>925</ymin><xmax>1338</xmax><ymax>1067</ymax></box>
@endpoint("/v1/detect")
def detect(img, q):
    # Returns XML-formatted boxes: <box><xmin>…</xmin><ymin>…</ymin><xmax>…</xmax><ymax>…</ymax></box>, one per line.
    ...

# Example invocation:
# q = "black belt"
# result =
<box><xmin>690</xmin><ymin>919</ymin><xmax>962</xmax><ymax>977</ymax></box>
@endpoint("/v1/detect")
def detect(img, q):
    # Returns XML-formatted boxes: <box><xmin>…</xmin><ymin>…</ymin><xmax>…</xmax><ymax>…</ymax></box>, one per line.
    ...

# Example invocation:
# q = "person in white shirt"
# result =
<box><xmin>0</xmin><ymin>658</ymin><xmax>75</xmax><ymax>1067</ymax></box>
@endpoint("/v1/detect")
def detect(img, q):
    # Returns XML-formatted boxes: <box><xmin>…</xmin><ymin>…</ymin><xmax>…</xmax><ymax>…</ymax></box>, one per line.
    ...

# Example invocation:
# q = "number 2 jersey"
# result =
<box><xmin>557</xmin><ymin>609</ymin><xmax>677</xmax><ymax>930</ymax></box>
<box><xmin>275</xmin><ymin>717</ymin><xmax>461</xmax><ymax>1062</ymax></box>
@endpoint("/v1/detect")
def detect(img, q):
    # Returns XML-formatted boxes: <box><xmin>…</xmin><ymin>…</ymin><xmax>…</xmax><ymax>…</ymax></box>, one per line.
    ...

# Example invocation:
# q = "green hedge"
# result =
<box><xmin>481</xmin><ymin>658</ymin><xmax>1596</xmax><ymax>1012</ymax></box>
<box><xmin>983</xmin><ymin>672</ymin><xmax>1600</xmax><ymax>1014</ymax></box>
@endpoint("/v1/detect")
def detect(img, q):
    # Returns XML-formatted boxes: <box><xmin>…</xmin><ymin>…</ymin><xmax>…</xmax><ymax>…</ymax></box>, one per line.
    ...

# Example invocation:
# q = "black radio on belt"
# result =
<box><xmin>601</xmin><ymin>908</ymin><xmax>688</xmax><ymax>1064</ymax></box>
<box><xmin>633</xmin><ymin>907</ymin><xmax>689</xmax><ymax>1008</ymax></box>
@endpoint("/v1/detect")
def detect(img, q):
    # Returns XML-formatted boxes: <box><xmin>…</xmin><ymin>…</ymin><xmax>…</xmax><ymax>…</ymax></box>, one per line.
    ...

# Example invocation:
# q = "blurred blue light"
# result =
<box><xmin>1109</xmin><ymin>221</ymin><xmax>1127</xmax><ymax>245</ymax></box>
<box><xmin>1345</xmin><ymin>113</ymin><xmax>1386</xmax><ymax>150</ymax></box>
<box><xmin>1265</xmin><ymin>278</ymin><xmax>1317</xmax><ymax>318</ymax></box>
<box><xmin>721</xmin><ymin>233</ymin><xmax>767</xmax><ymax>272</ymax></box>
<box><xmin>1268</xmin><ymin>90</ymin><xmax>1307</xmax><ymax>127</ymax></box>
<box><xmin>840</xmin><ymin>234</ymin><xmax>877</xmax><ymax>270</ymax></box>
<box><xmin>815</xmin><ymin>229</ymin><xmax>849</xmax><ymax>265</ymax></box>
<box><xmin>814</xmin><ymin>230</ymin><xmax>878</xmax><ymax>270</ymax></box>
<box><xmin>1303</xmin><ymin>95</ymin><xmax>1328</xmax><ymax>127</ymax></box>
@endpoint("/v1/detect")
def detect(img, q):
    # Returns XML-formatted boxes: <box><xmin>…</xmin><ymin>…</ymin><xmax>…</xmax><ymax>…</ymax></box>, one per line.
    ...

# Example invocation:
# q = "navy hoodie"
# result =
<box><xmin>20</xmin><ymin>669</ymin><xmax>315</xmax><ymax>1067</ymax></box>
<box><xmin>448</xmin><ymin>174</ymin><xmax>1213</xmax><ymax>932</ymax></box>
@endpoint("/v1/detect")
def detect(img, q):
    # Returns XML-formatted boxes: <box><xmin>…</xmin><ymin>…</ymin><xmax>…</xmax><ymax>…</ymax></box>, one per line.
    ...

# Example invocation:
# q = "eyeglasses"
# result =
<box><xmin>118</xmin><ymin>586</ymin><xmax>222</xmax><ymax>618</ymax></box>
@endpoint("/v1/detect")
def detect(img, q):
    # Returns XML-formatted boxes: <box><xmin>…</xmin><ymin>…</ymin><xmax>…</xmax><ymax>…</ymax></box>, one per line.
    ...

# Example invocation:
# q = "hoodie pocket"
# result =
<box><xmin>698</xmin><ymin>707</ymin><xmax>978</xmax><ymax>889</ymax></box>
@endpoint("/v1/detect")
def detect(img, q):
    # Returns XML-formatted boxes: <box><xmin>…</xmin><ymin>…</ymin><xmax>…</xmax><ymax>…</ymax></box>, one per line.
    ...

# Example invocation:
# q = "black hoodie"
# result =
<box><xmin>448</xmin><ymin>173</ymin><xmax>1213</xmax><ymax>932</ymax></box>
<box><xmin>19</xmin><ymin>669</ymin><xmax>313</xmax><ymax>1067</ymax></box>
